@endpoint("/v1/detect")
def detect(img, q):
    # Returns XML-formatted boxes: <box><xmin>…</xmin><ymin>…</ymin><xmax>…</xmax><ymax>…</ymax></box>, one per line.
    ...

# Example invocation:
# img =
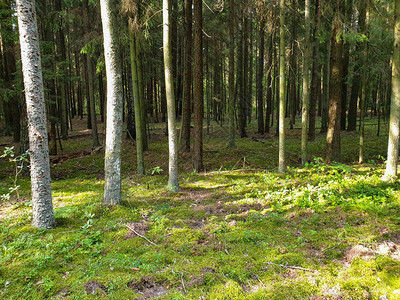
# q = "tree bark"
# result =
<box><xmin>228</xmin><ymin>0</ymin><xmax>236</xmax><ymax>148</ymax></box>
<box><xmin>301</xmin><ymin>0</ymin><xmax>311</xmax><ymax>166</ymax></box>
<box><xmin>16</xmin><ymin>0</ymin><xmax>55</xmax><ymax>228</ymax></box>
<box><xmin>101</xmin><ymin>0</ymin><xmax>123</xmax><ymax>205</ymax></box>
<box><xmin>163</xmin><ymin>0</ymin><xmax>180</xmax><ymax>190</ymax></box>
<box><xmin>130</xmin><ymin>33</ymin><xmax>145</xmax><ymax>174</ymax></box>
<box><xmin>278</xmin><ymin>0</ymin><xmax>286</xmax><ymax>173</ymax></box>
<box><xmin>193</xmin><ymin>0</ymin><xmax>204</xmax><ymax>171</ymax></box>
<box><xmin>326</xmin><ymin>1</ymin><xmax>344</xmax><ymax>163</ymax></box>
<box><xmin>383</xmin><ymin>0</ymin><xmax>400</xmax><ymax>178</ymax></box>
<box><xmin>257</xmin><ymin>19</ymin><xmax>265</xmax><ymax>134</ymax></box>
<box><xmin>180</xmin><ymin>0</ymin><xmax>192</xmax><ymax>152</ymax></box>
<box><xmin>359</xmin><ymin>0</ymin><xmax>370</xmax><ymax>164</ymax></box>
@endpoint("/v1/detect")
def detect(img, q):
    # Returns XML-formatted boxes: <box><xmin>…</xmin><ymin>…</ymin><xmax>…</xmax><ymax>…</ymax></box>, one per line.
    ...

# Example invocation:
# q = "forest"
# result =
<box><xmin>1</xmin><ymin>0</ymin><xmax>400</xmax><ymax>298</ymax></box>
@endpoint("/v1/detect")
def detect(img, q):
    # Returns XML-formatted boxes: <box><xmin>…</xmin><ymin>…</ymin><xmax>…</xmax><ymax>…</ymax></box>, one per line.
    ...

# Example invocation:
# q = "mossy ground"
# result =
<box><xmin>1</xmin><ymin>116</ymin><xmax>400</xmax><ymax>299</ymax></box>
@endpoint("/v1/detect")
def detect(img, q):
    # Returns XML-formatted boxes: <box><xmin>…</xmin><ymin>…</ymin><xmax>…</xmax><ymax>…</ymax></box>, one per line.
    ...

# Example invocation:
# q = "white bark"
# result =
<box><xmin>383</xmin><ymin>0</ymin><xmax>400</xmax><ymax>179</ymax></box>
<box><xmin>101</xmin><ymin>0</ymin><xmax>123</xmax><ymax>204</ymax></box>
<box><xmin>16</xmin><ymin>0</ymin><xmax>55</xmax><ymax>228</ymax></box>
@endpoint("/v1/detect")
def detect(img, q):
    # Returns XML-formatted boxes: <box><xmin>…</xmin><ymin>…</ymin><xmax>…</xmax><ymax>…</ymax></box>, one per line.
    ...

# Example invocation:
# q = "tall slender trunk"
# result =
<box><xmin>193</xmin><ymin>0</ymin><xmax>204</xmax><ymax>171</ymax></box>
<box><xmin>16</xmin><ymin>0</ymin><xmax>55</xmax><ymax>228</ymax></box>
<box><xmin>228</xmin><ymin>0</ymin><xmax>236</xmax><ymax>148</ymax></box>
<box><xmin>135</xmin><ymin>38</ymin><xmax>148</xmax><ymax>151</ymax></box>
<box><xmin>257</xmin><ymin>19</ymin><xmax>265</xmax><ymax>134</ymax></box>
<box><xmin>383</xmin><ymin>0</ymin><xmax>400</xmax><ymax>179</ymax></box>
<box><xmin>101</xmin><ymin>0</ymin><xmax>124</xmax><ymax>205</ymax></box>
<box><xmin>181</xmin><ymin>0</ymin><xmax>192</xmax><ymax>152</ymax></box>
<box><xmin>308</xmin><ymin>0</ymin><xmax>321</xmax><ymax>141</ymax></box>
<box><xmin>163</xmin><ymin>0</ymin><xmax>180</xmax><ymax>190</ymax></box>
<box><xmin>321</xmin><ymin>39</ymin><xmax>330</xmax><ymax>133</ymax></box>
<box><xmin>326</xmin><ymin>0</ymin><xmax>344</xmax><ymax>163</ymax></box>
<box><xmin>348</xmin><ymin>0</ymin><xmax>367</xmax><ymax>131</ymax></box>
<box><xmin>278</xmin><ymin>0</ymin><xmax>286</xmax><ymax>173</ymax></box>
<box><xmin>130</xmin><ymin>33</ymin><xmax>145</xmax><ymax>174</ymax></box>
<box><xmin>359</xmin><ymin>0</ymin><xmax>370</xmax><ymax>164</ymax></box>
<box><xmin>301</xmin><ymin>0</ymin><xmax>311</xmax><ymax>166</ymax></box>
<box><xmin>87</xmin><ymin>56</ymin><xmax>100</xmax><ymax>147</ymax></box>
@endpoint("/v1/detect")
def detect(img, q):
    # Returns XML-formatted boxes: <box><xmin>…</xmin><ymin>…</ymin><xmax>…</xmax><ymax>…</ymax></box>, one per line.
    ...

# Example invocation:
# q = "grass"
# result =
<box><xmin>0</xmin><ymin>115</ymin><xmax>400</xmax><ymax>299</ymax></box>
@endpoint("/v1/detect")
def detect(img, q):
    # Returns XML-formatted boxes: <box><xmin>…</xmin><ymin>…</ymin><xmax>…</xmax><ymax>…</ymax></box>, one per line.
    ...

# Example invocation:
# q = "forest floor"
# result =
<box><xmin>0</xmin><ymin>115</ymin><xmax>400</xmax><ymax>299</ymax></box>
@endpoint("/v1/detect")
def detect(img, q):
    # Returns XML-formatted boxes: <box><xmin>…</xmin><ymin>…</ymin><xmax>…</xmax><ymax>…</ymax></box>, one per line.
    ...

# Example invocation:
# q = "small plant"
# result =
<box><xmin>1</xmin><ymin>147</ymin><xmax>30</xmax><ymax>201</ymax></box>
<box><xmin>151</xmin><ymin>166</ymin><xmax>164</xmax><ymax>175</ymax></box>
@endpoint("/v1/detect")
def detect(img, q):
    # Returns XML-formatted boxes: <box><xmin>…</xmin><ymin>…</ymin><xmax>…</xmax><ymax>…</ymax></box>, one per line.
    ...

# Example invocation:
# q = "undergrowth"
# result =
<box><xmin>0</xmin><ymin>117</ymin><xmax>399</xmax><ymax>299</ymax></box>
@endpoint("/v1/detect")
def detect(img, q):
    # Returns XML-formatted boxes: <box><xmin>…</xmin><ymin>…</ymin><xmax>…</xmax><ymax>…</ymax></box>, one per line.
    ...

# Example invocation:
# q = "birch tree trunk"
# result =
<box><xmin>383</xmin><ymin>0</ymin><xmax>400</xmax><ymax>179</ymax></box>
<box><xmin>16</xmin><ymin>0</ymin><xmax>55</xmax><ymax>229</ymax></box>
<box><xmin>163</xmin><ymin>0</ymin><xmax>180</xmax><ymax>190</ymax></box>
<box><xmin>101</xmin><ymin>0</ymin><xmax>123</xmax><ymax>205</ymax></box>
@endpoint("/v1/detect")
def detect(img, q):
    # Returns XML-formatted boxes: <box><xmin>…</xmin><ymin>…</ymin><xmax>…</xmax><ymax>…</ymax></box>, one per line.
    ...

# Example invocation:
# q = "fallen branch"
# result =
<box><xmin>124</xmin><ymin>224</ymin><xmax>158</xmax><ymax>246</ymax></box>
<box><xmin>265</xmin><ymin>262</ymin><xmax>318</xmax><ymax>273</ymax></box>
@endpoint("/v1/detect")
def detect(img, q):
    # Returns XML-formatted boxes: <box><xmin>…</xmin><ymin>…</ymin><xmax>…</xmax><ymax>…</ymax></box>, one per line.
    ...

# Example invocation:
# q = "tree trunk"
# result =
<box><xmin>228</xmin><ymin>0</ymin><xmax>236</xmax><ymax>147</ymax></box>
<box><xmin>308</xmin><ymin>0</ymin><xmax>321</xmax><ymax>141</ymax></box>
<box><xmin>130</xmin><ymin>33</ymin><xmax>145</xmax><ymax>174</ymax></box>
<box><xmin>101</xmin><ymin>0</ymin><xmax>123</xmax><ymax>205</ymax></box>
<box><xmin>180</xmin><ymin>0</ymin><xmax>192</xmax><ymax>152</ymax></box>
<box><xmin>16</xmin><ymin>0</ymin><xmax>55</xmax><ymax>229</ymax></box>
<box><xmin>326</xmin><ymin>1</ymin><xmax>344</xmax><ymax>163</ymax></box>
<box><xmin>135</xmin><ymin>38</ymin><xmax>148</xmax><ymax>151</ymax></box>
<box><xmin>278</xmin><ymin>0</ymin><xmax>286</xmax><ymax>173</ymax></box>
<box><xmin>348</xmin><ymin>0</ymin><xmax>367</xmax><ymax>132</ymax></box>
<box><xmin>163</xmin><ymin>0</ymin><xmax>180</xmax><ymax>190</ymax></box>
<box><xmin>301</xmin><ymin>0</ymin><xmax>311</xmax><ymax>165</ymax></box>
<box><xmin>193</xmin><ymin>0</ymin><xmax>204</xmax><ymax>171</ymax></box>
<box><xmin>257</xmin><ymin>19</ymin><xmax>265</xmax><ymax>134</ymax></box>
<box><xmin>359</xmin><ymin>0</ymin><xmax>370</xmax><ymax>164</ymax></box>
<box><xmin>383</xmin><ymin>0</ymin><xmax>400</xmax><ymax>179</ymax></box>
<box><xmin>87</xmin><ymin>56</ymin><xmax>100</xmax><ymax>147</ymax></box>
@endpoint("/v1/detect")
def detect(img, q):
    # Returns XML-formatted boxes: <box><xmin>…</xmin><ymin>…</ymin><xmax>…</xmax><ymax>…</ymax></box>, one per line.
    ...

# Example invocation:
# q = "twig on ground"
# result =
<box><xmin>180</xmin><ymin>273</ymin><xmax>187</xmax><ymax>294</ymax></box>
<box><xmin>252</xmin><ymin>273</ymin><xmax>266</xmax><ymax>287</ymax></box>
<box><xmin>124</xmin><ymin>224</ymin><xmax>158</xmax><ymax>246</ymax></box>
<box><xmin>265</xmin><ymin>261</ymin><xmax>318</xmax><ymax>273</ymax></box>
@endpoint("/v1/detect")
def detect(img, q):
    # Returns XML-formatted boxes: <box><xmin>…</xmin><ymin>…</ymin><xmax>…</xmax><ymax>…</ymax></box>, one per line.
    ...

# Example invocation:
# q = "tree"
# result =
<box><xmin>16</xmin><ymin>0</ymin><xmax>55</xmax><ymax>228</ymax></box>
<box><xmin>163</xmin><ymin>0</ymin><xmax>179</xmax><ymax>190</ymax></box>
<box><xmin>228</xmin><ymin>0</ymin><xmax>236</xmax><ymax>148</ymax></box>
<box><xmin>193</xmin><ymin>0</ymin><xmax>203</xmax><ymax>171</ymax></box>
<box><xmin>359</xmin><ymin>0</ymin><xmax>370</xmax><ymax>164</ymax></box>
<box><xmin>326</xmin><ymin>0</ymin><xmax>344</xmax><ymax>163</ymax></box>
<box><xmin>130</xmin><ymin>33</ymin><xmax>145</xmax><ymax>174</ymax></box>
<box><xmin>101</xmin><ymin>0</ymin><xmax>124</xmax><ymax>205</ymax></box>
<box><xmin>180</xmin><ymin>0</ymin><xmax>193</xmax><ymax>153</ymax></box>
<box><xmin>301</xmin><ymin>0</ymin><xmax>311</xmax><ymax>166</ymax></box>
<box><xmin>278</xmin><ymin>0</ymin><xmax>286</xmax><ymax>173</ymax></box>
<box><xmin>383</xmin><ymin>0</ymin><xmax>400</xmax><ymax>179</ymax></box>
<box><xmin>256</xmin><ymin>18</ymin><xmax>265</xmax><ymax>134</ymax></box>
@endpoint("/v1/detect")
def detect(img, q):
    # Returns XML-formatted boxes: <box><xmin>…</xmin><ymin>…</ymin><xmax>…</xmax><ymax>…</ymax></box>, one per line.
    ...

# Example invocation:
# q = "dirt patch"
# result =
<box><xmin>125</xmin><ymin>222</ymin><xmax>148</xmax><ymax>239</ymax></box>
<box><xmin>344</xmin><ymin>245</ymin><xmax>375</xmax><ymax>262</ymax></box>
<box><xmin>344</xmin><ymin>241</ymin><xmax>400</xmax><ymax>262</ymax></box>
<box><xmin>85</xmin><ymin>281</ymin><xmax>107</xmax><ymax>295</ymax></box>
<box><xmin>127</xmin><ymin>276</ymin><xmax>167</xmax><ymax>299</ymax></box>
<box><xmin>376</xmin><ymin>241</ymin><xmax>400</xmax><ymax>261</ymax></box>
